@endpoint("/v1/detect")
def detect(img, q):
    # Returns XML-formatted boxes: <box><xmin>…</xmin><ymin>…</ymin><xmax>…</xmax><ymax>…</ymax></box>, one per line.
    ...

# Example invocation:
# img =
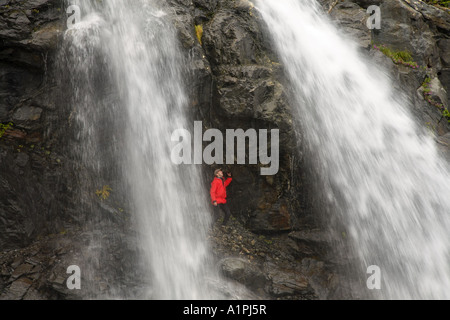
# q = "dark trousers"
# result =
<box><xmin>213</xmin><ymin>203</ymin><xmax>232</xmax><ymax>226</ymax></box>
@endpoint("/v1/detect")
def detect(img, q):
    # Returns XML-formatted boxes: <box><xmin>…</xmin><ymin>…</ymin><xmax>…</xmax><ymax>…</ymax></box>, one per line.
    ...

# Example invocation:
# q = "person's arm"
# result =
<box><xmin>224</xmin><ymin>172</ymin><xmax>232</xmax><ymax>187</ymax></box>
<box><xmin>224</xmin><ymin>177</ymin><xmax>232</xmax><ymax>187</ymax></box>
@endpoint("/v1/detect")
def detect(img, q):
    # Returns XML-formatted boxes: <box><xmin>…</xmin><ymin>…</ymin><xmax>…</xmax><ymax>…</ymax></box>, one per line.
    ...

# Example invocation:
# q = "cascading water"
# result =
<box><xmin>257</xmin><ymin>0</ymin><xmax>450</xmax><ymax>299</ymax></box>
<box><xmin>60</xmin><ymin>0</ymin><xmax>218</xmax><ymax>299</ymax></box>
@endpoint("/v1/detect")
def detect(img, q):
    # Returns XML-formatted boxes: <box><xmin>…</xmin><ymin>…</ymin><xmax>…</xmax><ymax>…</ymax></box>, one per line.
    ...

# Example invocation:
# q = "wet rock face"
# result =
<box><xmin>371</xmin><ymin>0</ymin><xmax>450</xmax><ymax>124</ymax></box>
<box><xmin>0</xmin><ymin>226</ymin><xmax>143</xmax><ymax>300</ymax></box>
<box><xmin>219</xmin><ymin>257</ymin><xmax>268</xmax><ymax>293</ymax></box>
<box><xmin>437</xmin><ymin>132</ymin><xmax>450</xmax><ymax>162</ymax></box>
<box><xmin>328</xmin><ymin>1</ymin><xmax>372</xmax><ymax>48</ymax></box>
<box><xmin>170</xmin><ymin>0</ymin><xmax>304</xmax><ymax>234</ymax></box>
<box><xmin>0</xmin><ymin>0</ymin><xmax>75</xmax><ymax>250</ymax></box>
<box><xmin>210</xmin><ymin>220</ymin><xmax>341</xmax><ymax>300</ymax></box>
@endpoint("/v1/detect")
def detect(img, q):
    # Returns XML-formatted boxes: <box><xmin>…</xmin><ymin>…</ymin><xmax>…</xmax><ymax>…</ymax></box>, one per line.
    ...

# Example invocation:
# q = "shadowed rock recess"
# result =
<box><xmin>1</xmin><ymin>0</ymin><xmax>449</xmax><ymax>299</ymax></box>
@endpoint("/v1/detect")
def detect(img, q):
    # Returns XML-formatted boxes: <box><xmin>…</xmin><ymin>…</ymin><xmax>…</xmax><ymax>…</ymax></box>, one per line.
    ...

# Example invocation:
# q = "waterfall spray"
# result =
<box><xmin>257</xmin><ymin>0</ymin><xmax>450</xmax><ymax>299</ymax></box>
<box><xmin>61</xmin><ymin>0</ymin><xmax>217</xmax><ymax>299</ymax></box>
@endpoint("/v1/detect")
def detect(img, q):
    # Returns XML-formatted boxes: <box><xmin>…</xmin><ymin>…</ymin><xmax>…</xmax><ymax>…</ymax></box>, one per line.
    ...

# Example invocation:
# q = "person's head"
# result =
<box><xmin>214</xmin><ymin>168</ymin><xmax>223</xmax><ymax>178</ymax></box>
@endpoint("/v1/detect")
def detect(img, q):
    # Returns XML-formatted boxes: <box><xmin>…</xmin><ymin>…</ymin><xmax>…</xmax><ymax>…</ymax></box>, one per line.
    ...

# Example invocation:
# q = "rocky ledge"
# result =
<box><xmin>209</xmin><ymin>217</ymin><xmax>353</xmax><ymax>300</ymax></box>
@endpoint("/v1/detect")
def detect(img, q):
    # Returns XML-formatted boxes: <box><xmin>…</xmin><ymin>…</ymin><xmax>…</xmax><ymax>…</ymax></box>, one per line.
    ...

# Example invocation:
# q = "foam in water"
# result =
<box><xmin>257</xmin><ymin>0</ymin><xmax>450</xmax><ymax>299</ymax></box>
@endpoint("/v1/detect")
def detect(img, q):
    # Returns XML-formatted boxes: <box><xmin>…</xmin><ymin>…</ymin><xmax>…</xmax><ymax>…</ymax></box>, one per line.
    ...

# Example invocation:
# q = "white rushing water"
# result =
<box><xmin>257</xmin><ymin>0</ymin><xmax>450</xmax><ymax>299</ymax></box>
<box><xmin>62</xmin><ymin>0</ymin><xmax>217</xmax><ymax>299</ymax></box>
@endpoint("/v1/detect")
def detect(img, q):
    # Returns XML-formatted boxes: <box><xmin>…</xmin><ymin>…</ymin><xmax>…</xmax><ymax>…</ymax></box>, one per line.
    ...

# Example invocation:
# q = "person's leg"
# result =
<box><xmin>212</xmin><ymin>205</ymin><xmax>221</xmax><ymax>225</ymax></box>
<box><xmin>221</xmin><ymin>203</ymin><xmax>232</xmax><ymax>226</ymax></box>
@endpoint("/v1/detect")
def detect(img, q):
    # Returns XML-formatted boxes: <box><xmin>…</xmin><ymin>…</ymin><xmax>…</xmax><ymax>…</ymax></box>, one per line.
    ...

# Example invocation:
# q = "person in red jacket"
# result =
<box><xmin>210</xmin><ymin>168</ymin><xmax>232</xmax><ymax>226</ymax></box>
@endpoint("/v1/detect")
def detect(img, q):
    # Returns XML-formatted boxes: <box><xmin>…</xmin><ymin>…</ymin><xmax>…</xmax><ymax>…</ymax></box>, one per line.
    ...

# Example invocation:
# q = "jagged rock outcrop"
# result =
<box><xmin>373</xmin><ymin>0</ymin><xmax>450</xmax><ymax>134</ymax></box>
<box><xmin>324</xmin><ymin>0</ymin><xmax>450</xmax><ymax>136</ymax></box>
<box><xmin>169</xmin><ymin>0</ymin><xmax>305</xmax><ymax>234</ymax></box>
<box><xmin>0</xmin><ymin>0</ymin><xmax>71</xmax><ymax>249</ymax></box>
<box><xmin>210</xmin><ymin>219</ymin><xmax>341</xmax><ymax>299</ymax></box>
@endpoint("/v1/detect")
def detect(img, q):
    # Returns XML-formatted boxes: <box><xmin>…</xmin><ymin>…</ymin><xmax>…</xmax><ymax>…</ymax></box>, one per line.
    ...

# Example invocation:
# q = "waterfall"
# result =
<box><xmin>257</xmin><ymin>0</ymin><xmax>450</xmax><ymax>299</ymax></box>
<box><xmin>60</xmin><ymin>0</ymin><xmax>216</xmax><ymax>299</ymax></box>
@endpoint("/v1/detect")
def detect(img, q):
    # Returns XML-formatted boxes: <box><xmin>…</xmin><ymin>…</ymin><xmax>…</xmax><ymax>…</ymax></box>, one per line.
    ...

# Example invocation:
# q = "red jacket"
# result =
<box><xmin>210</xmin><ymin>177</ymin><xmax>232</xmax><ymax>204</ymax></box>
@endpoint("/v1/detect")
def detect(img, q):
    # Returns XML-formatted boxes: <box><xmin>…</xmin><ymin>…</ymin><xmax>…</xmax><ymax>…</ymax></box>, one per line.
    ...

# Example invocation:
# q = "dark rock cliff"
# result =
<box><xmin>170</xmin><ymin>0</ymin><xmax>308</xmax><ymax>234</ymax></box>
<box><xmin>1</xmin><ymin>0</ymin><xmax>449</xmax><ymax>299</ymax></box>
<box><xmin>1</xmin><ymin>0</ymin><xmax>70</xmax><ymax>249</ymax></box>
